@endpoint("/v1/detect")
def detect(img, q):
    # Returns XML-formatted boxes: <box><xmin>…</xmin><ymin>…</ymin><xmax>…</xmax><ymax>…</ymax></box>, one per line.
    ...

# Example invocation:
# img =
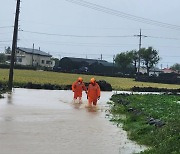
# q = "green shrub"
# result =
<box><xmin>110</xmin><ymin>94</ymin><xmax>180</xmax><ymax>154</ymax></box>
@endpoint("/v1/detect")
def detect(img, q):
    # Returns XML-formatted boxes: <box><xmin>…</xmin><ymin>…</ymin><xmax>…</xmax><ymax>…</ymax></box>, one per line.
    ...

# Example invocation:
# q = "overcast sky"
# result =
<box><xmin>0</xmin><ymin>0</ymin><xmax>180</xmax><ymax>68</ymax></box>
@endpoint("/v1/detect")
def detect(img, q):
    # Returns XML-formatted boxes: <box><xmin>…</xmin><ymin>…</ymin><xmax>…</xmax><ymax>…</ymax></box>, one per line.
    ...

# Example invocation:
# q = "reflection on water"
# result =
<box><xmin>85</xmin><ymin>106</ymin><xmax>98</xmax><ymax>113</ymax></box>
<box><xmin>84</xmin><ymin>105</ymin><xmax>100</xmax><ymax>113</ymax></box>
<box><xmin>0</xmin><ymin>88</ymin><xmax>146</xmax><ymax>154</ymax></box>
<box><xmin>72</xmin><ymin>102</ymin><xmax>81</xmax><ymax>109</ymax></box>
<box><xmin>7</xmin><ymin>92</ymin><xmax>13</xmax><ymax>104</ymax></box>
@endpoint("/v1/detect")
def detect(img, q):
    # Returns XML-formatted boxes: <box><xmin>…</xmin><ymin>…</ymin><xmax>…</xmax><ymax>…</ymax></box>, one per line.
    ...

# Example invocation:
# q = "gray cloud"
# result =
<box><xmin>0</xmin><ymin>0</ymin><xmax>180</xmax><ymax>67</ymax></box>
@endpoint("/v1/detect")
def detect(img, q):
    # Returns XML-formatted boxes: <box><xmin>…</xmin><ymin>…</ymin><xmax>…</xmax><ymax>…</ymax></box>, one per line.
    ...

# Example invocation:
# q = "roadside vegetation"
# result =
<box><xmin>0</xmin><ymin>93</ymin><xmax>3</xmax><ymax>98</ymax></box>
<box><xmin>110</xmin><ymin>94</ymin><xmax>180</xmax><ymax>154</ymax></box>
<box><xmin>0</xmin><ymin>69</ymin><xmax>180</xmax><ymax>90</ymax></box>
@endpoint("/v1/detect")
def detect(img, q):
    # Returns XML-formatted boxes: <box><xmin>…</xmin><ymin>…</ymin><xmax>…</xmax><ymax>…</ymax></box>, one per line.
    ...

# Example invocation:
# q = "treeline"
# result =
<box><xmin>114</xmin><ymin>47</ymin><xmax>160</xmax><ymax>76</ymax></box>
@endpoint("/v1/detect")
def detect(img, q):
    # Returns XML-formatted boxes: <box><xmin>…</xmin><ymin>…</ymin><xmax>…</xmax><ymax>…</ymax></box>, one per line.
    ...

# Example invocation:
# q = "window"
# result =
<box><xmin>46</xmin><ymin>61</ymin><xmax>51</xmax><ymax>64</ymax></box>
<box><xmin>16</xmin><ymin>57</ymin><xmax>22</xmax><ymax>62</ymax></box>
<box><xmin>42</xmin><ymin>60</ymin><xmax>44</xmax><ymax>64</ymax></box>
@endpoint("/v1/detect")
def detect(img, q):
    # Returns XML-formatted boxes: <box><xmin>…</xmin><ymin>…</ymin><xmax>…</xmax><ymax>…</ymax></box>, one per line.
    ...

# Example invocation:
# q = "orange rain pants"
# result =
<box><xmin>87</xmin><ymin>83</ymin><xmax>101</xmax><ymax>106</ymax></box>
<box><xmin>72</xmin><ymin>81</ymin><xmax>87</xmax><ymax>99</ymax></box>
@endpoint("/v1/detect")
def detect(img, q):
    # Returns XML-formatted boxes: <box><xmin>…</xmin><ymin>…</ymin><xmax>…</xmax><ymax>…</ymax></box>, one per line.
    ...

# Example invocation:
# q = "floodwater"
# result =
<box><xmin>0</xmin><ymin>89</ymin><xmax>146</xmax><ymax>154</ymax></box>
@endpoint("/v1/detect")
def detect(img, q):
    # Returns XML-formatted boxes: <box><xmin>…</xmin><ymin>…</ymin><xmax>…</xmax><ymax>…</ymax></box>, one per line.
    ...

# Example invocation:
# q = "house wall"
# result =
<box><xmin>149</xmin><ymin>71</ymin><xmax>161</xmax><ymax>76</ymax></box>
<box><xmin>38</xmin><ymin>55</ymin><xmax>53</xmax><ymax>67</ymax></box>
<box><xmin>16</xmin><ymin>50</ymin><xmax>54</xmax><ymax>67</ymax></box>
<box><xmin>139</xmin><ymin>67</ymin><xmax>147</xmax><ymax>74</ymax></box>
<box><xmin>16</xmin><ymin>50</ymin><xmax>29</xmax><ymax>65</ymax></box>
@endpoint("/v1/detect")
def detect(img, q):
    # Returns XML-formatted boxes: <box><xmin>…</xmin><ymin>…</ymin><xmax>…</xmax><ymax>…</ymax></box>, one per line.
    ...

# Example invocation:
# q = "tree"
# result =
<box><xmin>0</xmin><ymin>53</ymin><xmax>6</xmax><ymax>63</ymax></box>
<box><xmin>139</xmin><ymin>47</ymin><xmax>160</xmax><ymax>76</ymax></box>
<box><xmin>52</xmin><ymin>58</ymin><xmax>60</xmax><ymax>68</ymax></box>
<box><xmin>5</xmin><ymin>46</ymin><xmax>11</xmax><ymax>54</ymax></box>
<box><xmin>115</xmin><ymin>52</ymin><xmax>132</xmax><ymax>74</ymax></box>
<box><xmin>171</xmin><ymin>63</ymin><xmax>180</xmax><ymax>73</ymax></box>
<box><xmin>128</xmin><ymin>50</ymin><xmax>138</xmax><ymax>73</ymax></box>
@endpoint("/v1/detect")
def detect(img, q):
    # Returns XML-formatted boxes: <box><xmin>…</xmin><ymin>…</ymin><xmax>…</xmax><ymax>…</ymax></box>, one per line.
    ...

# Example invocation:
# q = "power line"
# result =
<box><xmin>18</xmin><ymin>38</ymin><xmax>137</xmax><ymax>47</ymax></box>
<box><xmin>21</xmin><ymin>20</ymin><xmax>178</xmax><ymax>32</ymax></box>
<box><xmin>0</xmin><ymin>32</ymin><xmax>12</xmax><ymax>34</ymax></box>
<box><xmin>0</xmin><ymin>44</ymin><xmax>11</xmax><ymax>48</ymax></box>
<box><xmin>161</xmin><ymin>55</ymin><xmax>180</xmax><ymax>57</ymax></box>
<box><xmin>65</xmin><ymin>0</ymin><xmax>180</xmax><ymax>30</ymax></box>
<box><xmin>20</xmin><ymin>30</ymin><xmax>180</xmax><ymax>40</ymax></box>
<box><xmin>20</xmin><ymin>30</ymin><xmax>133</xmax><ymax>38</ymax></box>
<box><xmin>0</xmin><ymin>26</ymin><xmax>13</xmax><ymax>29</ymax></box>
<box><xmin>18</xmin><ymin>39</ymin><xmax>180</xmax><ymax>49</ymax></box>
<box><xmin>143</xmin><ymin>44</ymin><xmax>180</xmax><ymax>49</ymax></box>
<box><xmin>147</xmin><ymin>35</ymin><xmax>180</xmax><ymax>40</ymax></box>
<box><xmin>18</xmin><ymin>34</ymin><xmax>180</xmax><ymax>51</ymax></box>
<box><xmin>52</xmin><ymin>51</ymin><xmax>113</xmax><ymax>56</ymax></box>
<box><xmin>160</xmin><ymin>61</ymin><xmax>178</xmax><ymax>64</ymax></box>
<box><xmin>0</xmin><ymin>40</ymin><xmax>12</xmax><ymax>42</ymax></box>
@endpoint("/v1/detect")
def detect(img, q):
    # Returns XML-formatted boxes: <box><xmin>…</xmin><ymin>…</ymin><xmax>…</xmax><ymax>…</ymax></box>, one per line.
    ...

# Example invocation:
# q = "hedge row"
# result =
<box><xmin>0</xmin><ymin>64</ymin><xmax>37</xmax><ymax>70</ymax></box>
<box><xmin>136</xmin><ymin>76</ymin><xmax>180</xmax><ymax>85</ymax></box>
<box><xmin>13</xmin><ymin>80</ymin><xmax>112</xmax><ymax>91</ymax></box>
<box><xmin>132</xmin><ymin>86</ymin><xmax>180</xmax><ymax>93</ymax></box>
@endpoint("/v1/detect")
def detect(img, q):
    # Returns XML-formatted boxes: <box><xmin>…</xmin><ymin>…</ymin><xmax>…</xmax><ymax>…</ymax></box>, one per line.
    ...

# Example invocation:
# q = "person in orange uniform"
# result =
<box><xmin>72</xmin><ymin>77</ymin><xmax>87</xmax><ymax>103</ymax></box>
<box><xmin>87</xmin><ymin>78</ymin><xmax>101</xmax><ymax>106</ymax></box>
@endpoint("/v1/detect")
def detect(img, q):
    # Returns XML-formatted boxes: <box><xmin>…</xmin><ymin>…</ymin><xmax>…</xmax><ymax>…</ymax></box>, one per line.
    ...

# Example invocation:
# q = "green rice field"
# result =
<box><xmin>0</xmin><ymin>69</ymin><xmax>180</xmax><ymax>90</ymax></box>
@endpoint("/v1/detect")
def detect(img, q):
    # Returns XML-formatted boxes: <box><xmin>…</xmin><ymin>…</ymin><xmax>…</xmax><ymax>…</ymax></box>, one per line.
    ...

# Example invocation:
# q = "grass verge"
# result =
<box><xmin>0</xmin><ymin>69</ymin><xmax>180</xmax><ymax>90</ymax></box>
<box><xmin>110</xmin><ymin>94</ymin><xmax>180</xmax><ymax>154</ymax></box>
<box><xmin>0</xmin><ymin>93</ymin><xmax>3</xmax><ymax>98</ymax></box>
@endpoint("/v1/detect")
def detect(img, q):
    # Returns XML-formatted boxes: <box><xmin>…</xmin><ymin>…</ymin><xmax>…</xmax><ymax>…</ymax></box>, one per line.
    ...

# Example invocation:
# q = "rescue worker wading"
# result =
<box><xmin>72</xmin><ymin>77</ymin><xmax>87</xmax><ymax>103</ymax></box>
<box><xmin>87</xmin><ymin>78</ymin><xmax>101</xmax><ymax>106</ymax></box>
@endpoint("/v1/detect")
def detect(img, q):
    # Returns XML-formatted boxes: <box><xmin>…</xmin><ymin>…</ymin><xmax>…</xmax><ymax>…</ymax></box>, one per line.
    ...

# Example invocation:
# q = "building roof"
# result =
<box><xmin>62</xmin><ymin>57</ymin><xmax>114</xmax><ymax>67</ymax></box>
<box><xmin>162</xmin><ymin>68</ymin><xmax>178</xmax><ymax>73</ymax></box>
<box><xmin>17</xmin><ymin>47</ymin><xmax>52</xmax><ymax>57</ymax></box>
<box><xmin>98</xmin><ymin>61</ymin><xmax>114</xmax><ymax>67</ymax></box>
<box><xmin>150</xmin><ymin>67</ymin><xmax>162</xmax><ymax>72</ymax></box>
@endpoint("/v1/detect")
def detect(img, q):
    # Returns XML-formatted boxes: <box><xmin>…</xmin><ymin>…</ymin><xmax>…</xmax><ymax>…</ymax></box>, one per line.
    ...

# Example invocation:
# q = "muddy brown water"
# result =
<box><xmin>0</xmin><ymin>88</ymin><xmax>146</xmax><ymax>154</ymax></box>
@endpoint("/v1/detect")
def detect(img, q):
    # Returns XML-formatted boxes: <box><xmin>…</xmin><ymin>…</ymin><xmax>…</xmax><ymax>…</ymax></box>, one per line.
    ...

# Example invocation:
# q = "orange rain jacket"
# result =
<box><xmin>87</xmin><ymin>82</ymin><xmax>101</xmax><ymax>102</ymax></box>
<box><xmin>72</xmin><ymin>81</ymin><xmax>87</xmax><ymax>98</ymax></box>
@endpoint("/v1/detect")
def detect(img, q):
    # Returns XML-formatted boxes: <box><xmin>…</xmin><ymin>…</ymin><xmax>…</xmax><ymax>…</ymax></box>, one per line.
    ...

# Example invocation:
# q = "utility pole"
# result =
<box><xmin>8</xmin><ymin>0</ymin><xmax>21</xmax><ymax>90</ymax></box>
<box><xmin>112</xmin><ymin>55</ymin><xmax>115</xmax><ymax>74</ymax></box>
<box><xmin>58</xmin><ymin>54</ymin><xmax>61</xmax><ymax>60</ymax></box>
<box><xmin>134</xmin><ymin>29</ymin><xmax>147</xmax><ymax>76</ymax></box>
<box><xmin>32</xmin><ymin>43</ymin><xmax>34</xmax><ymax>66</ymax></box>
<box><xmin>100</xmin><ymin>54</ymin><xmax>102</xmax><ymax>60</ymax></box>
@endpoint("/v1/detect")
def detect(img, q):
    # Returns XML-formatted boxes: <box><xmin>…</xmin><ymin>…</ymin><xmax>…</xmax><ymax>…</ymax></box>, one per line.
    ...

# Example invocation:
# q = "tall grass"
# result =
<box><xmin>110</xmin><ymin>94</ymin><xmax>180</xmax><ymax>154</ymax></box>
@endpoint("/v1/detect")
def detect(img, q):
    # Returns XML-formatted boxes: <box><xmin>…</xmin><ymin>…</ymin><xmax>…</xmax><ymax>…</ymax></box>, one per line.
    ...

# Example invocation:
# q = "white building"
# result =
<box><xmin>149</xmin><ymin>67</ymin><xmax>163</xmax><ymax>76</ymax></box>
<box><xmin>139</xmin><ymin>66</ymin><xmax>163</xmax><ymax>76</ymax></box>
<box><xmin>15</xmin><ymin>47</ymin><xmax>55</xmax><ymax>68</ymax></box>
<box><xmin>139</xmin><ymin>66</ymin><xmax>147</xmax><ymax>74</ymax></box>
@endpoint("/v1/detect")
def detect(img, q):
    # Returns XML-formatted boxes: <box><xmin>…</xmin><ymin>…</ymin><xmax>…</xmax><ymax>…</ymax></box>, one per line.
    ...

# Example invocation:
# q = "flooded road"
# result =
<box><xmin>0</xmin><ymin>89</ymin><xmax>145</xmax><ymax>154</ymax></box>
